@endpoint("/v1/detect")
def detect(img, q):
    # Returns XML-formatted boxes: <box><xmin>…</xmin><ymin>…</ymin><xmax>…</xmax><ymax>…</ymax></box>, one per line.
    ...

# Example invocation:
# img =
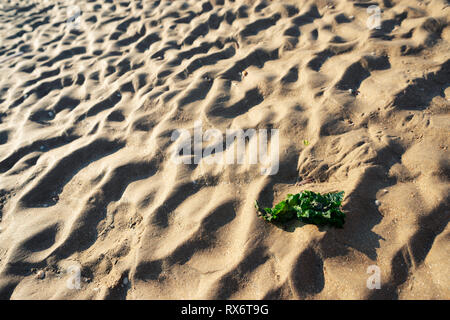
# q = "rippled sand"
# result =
<box><xmin>0</xmin><ymin>0</ymin><xmax>448</xmax><ymax>299</ymax></box>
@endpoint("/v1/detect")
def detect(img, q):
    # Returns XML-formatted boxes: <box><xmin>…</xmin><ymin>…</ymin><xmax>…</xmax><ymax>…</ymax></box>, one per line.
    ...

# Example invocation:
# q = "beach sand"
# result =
<box><xmin>0</xmin><ymin>0</ymin><xmax>448</xmax><ymax>299</ymax></box>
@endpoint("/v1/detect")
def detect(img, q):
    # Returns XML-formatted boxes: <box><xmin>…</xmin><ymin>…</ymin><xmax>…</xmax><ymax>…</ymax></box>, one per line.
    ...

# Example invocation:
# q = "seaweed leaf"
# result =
<box><xmin>255</xmin><ymin>190</ymin><xmax>345</xmax><ymax>228</ymax></box>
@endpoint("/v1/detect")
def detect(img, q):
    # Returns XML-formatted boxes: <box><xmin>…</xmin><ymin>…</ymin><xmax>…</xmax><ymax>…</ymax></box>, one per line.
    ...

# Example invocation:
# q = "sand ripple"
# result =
<box><xmin>0</xmin><ymin>0</ymin><xmax>448</xmax><ymax>299</ymax></box>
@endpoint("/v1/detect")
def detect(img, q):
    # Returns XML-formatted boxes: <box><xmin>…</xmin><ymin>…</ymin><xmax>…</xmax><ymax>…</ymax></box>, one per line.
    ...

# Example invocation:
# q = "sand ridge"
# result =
<box><xmin>0</xmin><ymin>0</ymin><xmax>449</xmax><ymax>299</ymax></box>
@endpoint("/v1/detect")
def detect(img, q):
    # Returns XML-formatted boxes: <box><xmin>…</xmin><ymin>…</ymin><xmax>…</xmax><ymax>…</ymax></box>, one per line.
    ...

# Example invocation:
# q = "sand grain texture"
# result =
<box><xmin>0</xmin><ymin>0</ymin><xmax>449</xmax><ymax>299</ymax></box>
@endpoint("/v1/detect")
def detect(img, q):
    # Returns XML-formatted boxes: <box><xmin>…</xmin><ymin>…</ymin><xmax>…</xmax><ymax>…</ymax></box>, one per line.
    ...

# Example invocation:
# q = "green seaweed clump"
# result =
<box><xmin>255</xmin><ymin>190</ymin><xmax>345</xmax><ymax>228</ymax></box>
